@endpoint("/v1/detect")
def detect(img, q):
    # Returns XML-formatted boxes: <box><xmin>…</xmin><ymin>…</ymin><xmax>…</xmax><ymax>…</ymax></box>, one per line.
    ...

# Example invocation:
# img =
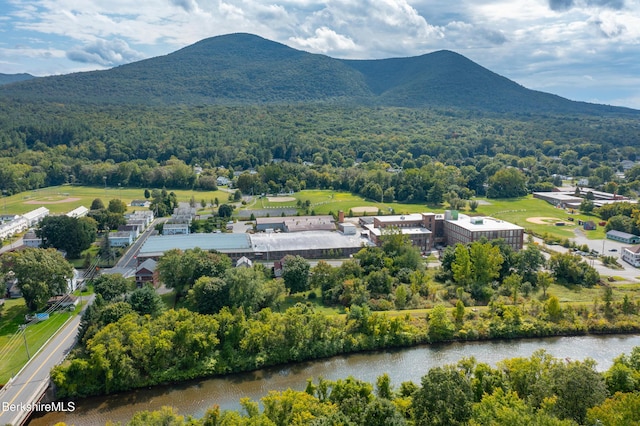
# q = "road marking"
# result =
<box><xmin>0</xmin><ymin>318</ymin><xmax>78</xmax><ymax>412</ymax></box>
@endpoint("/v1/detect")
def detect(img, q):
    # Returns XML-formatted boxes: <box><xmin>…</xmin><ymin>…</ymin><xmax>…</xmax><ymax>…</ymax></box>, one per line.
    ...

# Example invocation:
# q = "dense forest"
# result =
<box><xmin>2</xmin><ymin>102</ymin><xmax>640</xmax><ymax>205</ymax></box>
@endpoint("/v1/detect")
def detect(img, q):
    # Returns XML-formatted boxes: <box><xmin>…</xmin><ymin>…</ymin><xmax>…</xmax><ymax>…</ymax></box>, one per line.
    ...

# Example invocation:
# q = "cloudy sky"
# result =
<box><xmin>1</xmin><ymin>0</ymin><xmax>640</xmax><ymax>108</ymax></box>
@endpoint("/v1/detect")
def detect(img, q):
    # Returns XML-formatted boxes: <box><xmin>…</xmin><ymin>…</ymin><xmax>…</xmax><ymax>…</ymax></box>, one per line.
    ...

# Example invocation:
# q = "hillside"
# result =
<box><xmin>0</xmin><ymin>73</ymin><xmax>35</xmax><ymax>86</ymax></box>
<box><xmin>0</xmin><ymin>33</ymin><xmax>636</xmax><ymax>115</ymax></box>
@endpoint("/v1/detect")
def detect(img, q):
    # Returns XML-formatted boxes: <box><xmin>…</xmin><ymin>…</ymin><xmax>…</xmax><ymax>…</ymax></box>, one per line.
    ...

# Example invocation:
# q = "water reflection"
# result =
<box><xmin>29</xmin><ymin>334</ymin><xmax>640</xmax><ymax>425</ymax></box>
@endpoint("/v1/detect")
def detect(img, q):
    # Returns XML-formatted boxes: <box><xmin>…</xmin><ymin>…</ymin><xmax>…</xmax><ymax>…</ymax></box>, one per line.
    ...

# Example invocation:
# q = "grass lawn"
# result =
<box><xmin>0</xmin><ymin>298</ymin><xmax>83</xmax><ymax>384</ymax></box>
<box><xmin>0</xmin><ymin>185</ymin><xmax>230</xmax><ymax>215</ymax></box>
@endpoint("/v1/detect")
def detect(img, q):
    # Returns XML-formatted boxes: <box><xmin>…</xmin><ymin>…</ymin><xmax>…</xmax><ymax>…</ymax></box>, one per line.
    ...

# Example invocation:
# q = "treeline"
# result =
<box><xmin>62</xmin><ymin>348</ymin><xmax>640</xmax><ymax>426</ymax></box>
<box><xmin>2</xmin><ymin>102</ymin><xmax>640</xmax><ymax>198</ymax></box>
<box><xmin>52</xmin><ymin>282</ymin><xmax>640</xmax><ymax>399</ymax></box>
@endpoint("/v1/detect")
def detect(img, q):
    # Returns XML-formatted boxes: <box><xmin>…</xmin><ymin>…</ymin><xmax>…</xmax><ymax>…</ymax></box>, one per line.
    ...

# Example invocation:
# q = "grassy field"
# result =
<box><xmin>244</xmin><ymin>190</ymin><xmax>605</xmax><ymax>241</ymax></box>
<box><xmin>0</xmin><ymin>297</ymin><xmax>86</xmax><ymax>384</ymax></box>
<box><xmin>0</xmin><ymin>185</ymin><xmax>231</xmax><ymax>215</ymax></box>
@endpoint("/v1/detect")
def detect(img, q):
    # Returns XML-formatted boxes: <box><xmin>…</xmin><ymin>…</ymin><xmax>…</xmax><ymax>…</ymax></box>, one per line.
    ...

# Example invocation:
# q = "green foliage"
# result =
<box><xmin>93</xmin><ymin>273</ymin><xmax>129</xmax><ymax>302</ymax></box>
<box><xmin>128</xmin><ymin>285</ymin><xmax>165</xmax><ymax>316</ymax></box>
<box><xmin>548</xmin><ymin>252</ymin><xmax>599</xmax><ymax>287</ymax></box>
<box><xmin>281</xmin><ymin>255</ymin><xmax>311</xmax><ymax>294</ymax></box>
<box><xmin>37</xmin><ymin>215</ymin><xmax>97</xmax><ymax>258</ymax></box>
<box><xmin>413</xmin><ymin>365</ymin><xmax>473</xmax><ymax>426</ymax></box>
<box><xmin>487</xmin><ymin>168</ymin><xmax>527</xmax><ymax>198</ymax></box>
<box><xmin>428</xmin><ymin>304</ymin><xmax>455</xmax><ymax>342</ymax></box>
<box><xmin>1</xmin><ymin>248</ymin><xmax>74</xmax><ymax>311</ymax></box>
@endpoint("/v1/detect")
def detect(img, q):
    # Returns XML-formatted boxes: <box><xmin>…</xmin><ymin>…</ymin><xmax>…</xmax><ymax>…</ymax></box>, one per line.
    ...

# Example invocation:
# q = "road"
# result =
<box><xmin>105</xmin><ymin>218</ymin><xmax>165</xmax><ymax>277</ymax></box>
<box><xmin>0</xmin><ymin>297</ymin><xmax>92</xmax><ymax>426</ymax></box>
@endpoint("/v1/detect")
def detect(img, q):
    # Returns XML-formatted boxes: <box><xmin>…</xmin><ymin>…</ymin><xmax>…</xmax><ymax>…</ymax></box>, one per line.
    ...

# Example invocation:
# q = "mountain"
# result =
<box><xmin>0</xmin><ymin>73</ymin><xmax>35</xmax><ymax>85</ymax></box>
<box><xmin>0</xmin><ymin>33</ymin><xmax>635</xmax><ymax>115</ymax></box>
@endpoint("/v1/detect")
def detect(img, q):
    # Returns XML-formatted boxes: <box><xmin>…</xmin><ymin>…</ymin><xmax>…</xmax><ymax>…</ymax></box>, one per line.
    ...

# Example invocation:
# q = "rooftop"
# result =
<box><xmin>139</xmin><ymin>233</ymin><xmax>252</xmax><ymax>257</ymax></box>
<box><xmin>447</xmin><ymin>214</ymin><xmax>523</xmax><ymax>232</ymax></box>
<box><xmin>250</xmin><ymin>231</ymin><xmax>369</xmax><ymax>253</ymax></box>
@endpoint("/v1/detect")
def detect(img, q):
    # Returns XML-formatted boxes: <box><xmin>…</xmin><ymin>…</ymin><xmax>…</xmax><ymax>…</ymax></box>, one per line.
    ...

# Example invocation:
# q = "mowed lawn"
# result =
<box><xmin>0</xmin><ymin>298</ymin><xmax>78</xmax><ymax>384</ymax></box>
<box><xmin>0</xmin><ymin>185</ymin><xmax>231</xmax><ymax>215</ymax></box>
<box><xmin>2</xmin><ymin>186</ymin><xmax>605</xmax><ymax>241</ymax></box>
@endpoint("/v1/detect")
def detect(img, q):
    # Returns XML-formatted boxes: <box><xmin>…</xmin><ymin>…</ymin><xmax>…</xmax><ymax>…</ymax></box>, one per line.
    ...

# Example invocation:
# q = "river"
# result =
<box><xmin>29</xmin><ymin>334</ymin><xmax>640</xmax><ymax>425</ymax></box>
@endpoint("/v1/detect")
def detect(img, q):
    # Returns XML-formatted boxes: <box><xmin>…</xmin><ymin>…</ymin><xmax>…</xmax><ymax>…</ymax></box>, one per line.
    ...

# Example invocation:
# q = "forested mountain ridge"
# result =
<box><xmin>0</xmin><ymin>73</ymin><xmax>35</xmax><ymax>85</ymax></box>
<box><xmin>0</xmin><ymin>33</ymin><xmax>636</xmax><ymax>115</ymax></box>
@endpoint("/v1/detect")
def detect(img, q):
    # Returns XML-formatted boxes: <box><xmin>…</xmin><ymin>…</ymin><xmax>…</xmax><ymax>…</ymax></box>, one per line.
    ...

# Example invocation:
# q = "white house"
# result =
<box><xmin>622</xmin><ymin>245</ymin><xmax>640</xmax><ymax>267</ymax></box>
<box><xmin>66</xmin><ymin>206</ymin><xmax>89</xmax><ymax>218</ymax></box>
<box><xmin>109</xmin><ymin>231</ymin><xmax>134</xmax><ymax>247</ymax></box>
<box><xmin>0</xmin><ymin>217</ymin><xmax>28</xmax><ymax>239</ymax></box>
<box><xmin>22</xmin><ymin>207</ymin><xmax>50</xmax><ymax>227</ymax></box>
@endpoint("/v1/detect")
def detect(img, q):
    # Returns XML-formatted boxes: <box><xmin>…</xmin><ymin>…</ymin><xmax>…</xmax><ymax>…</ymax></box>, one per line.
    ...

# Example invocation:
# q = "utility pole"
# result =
<box><xmin>19</xmin><ymin>325</ymin><xmax>30</xmax><ymax>360</ymax></box>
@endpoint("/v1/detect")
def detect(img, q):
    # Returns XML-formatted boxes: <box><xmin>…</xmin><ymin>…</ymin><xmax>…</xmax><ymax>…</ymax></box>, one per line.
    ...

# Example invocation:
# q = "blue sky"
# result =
<box><xmin>2</xmin><ymin>0</ymin><xmax>640</xmax><ymax>108</ymax></box>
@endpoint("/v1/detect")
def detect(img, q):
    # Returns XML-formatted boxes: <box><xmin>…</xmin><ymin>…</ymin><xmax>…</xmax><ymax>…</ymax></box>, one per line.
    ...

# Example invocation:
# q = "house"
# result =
<box><xmin>583</xmin><ymin>221</ymin><xmax>597</xmax><ymax>231</ymax></box>
<box><xmin>66</xmin><ymin>206</ymin><xmax>89</xmax><ymax>218</ymax></box>
<box><xmin>163</xmin><ymin>221</ymin><xmax>190</xmax><ymax>235</ymax></box>
<box><xmin>109</xmin><ymin>231</ymin><xmax>134</xmax><ymax>247</ymax></box>
<box><xmin>622</xmin><ymin>245</ymin><xmax>640</xmax><ymax>267</ymax></box>
<box><xmin>22</xmin><ymin>207</ymin><xmax>50</xmax><ymax>227</ymax></box>
<box><xmin>22</xmin><ymin>231</ymin><xmax>42</xmax><ymax>248</ymax></box>
<box><xmin>216</xmin><ymin>176</ymin><xmax>231</xmax><ymax>186</ymax></box>
<box><xmin>47</xmin><ymin>294</ymin><xmax>79</xmax><ymax>310</ymax></box>
<box><xmin>0</xmin><ymin>217</ymin><xmax>28</xmax><ymax>239</ymax></box>
<box><xmin>606</xmin><ymin>230</ymin><xmax>640</xmax><ymax>244</ymax></box>
<box><xmin>117</xmin><ymin>224</ymin><xmax>140</xmax><ymax>239</ymax></box>
<box><xmin>135</xmin><ymin>258</ymin><xmax>159</xmax><ymax>287</ymax></box>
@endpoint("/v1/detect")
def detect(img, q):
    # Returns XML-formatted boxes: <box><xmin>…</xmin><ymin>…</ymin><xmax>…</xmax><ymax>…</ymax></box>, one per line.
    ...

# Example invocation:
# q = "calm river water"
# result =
<box><xmin>30</xmin><ymin>334</ymin><xmax>640</xmax><ymax>425</ymax></box>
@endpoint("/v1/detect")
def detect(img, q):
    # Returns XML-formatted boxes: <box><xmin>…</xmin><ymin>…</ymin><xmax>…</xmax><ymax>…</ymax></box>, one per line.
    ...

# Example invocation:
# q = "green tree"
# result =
<box><xmin>281</xmin><ymin>255</ymin><xmax>311</xmax><ymax>294</ymax></box>
<box><xmin>108</xmin><ymin>198</ymin><xmax>127</xmax><ymax>214</ymax></box>
<box><xmin>514</xmin><ymin>244</ymin><xmax>545</xmax><ymax>285</ymax></box>
<box><xmin>548</xmin><ymin>252</ymin><xmax>599</xmax><ymax>287</ymax></box>
<box><xmin>93</xmin><ymin>273</ymin><xmax>129</xmax><ymax>302</ymax></box>
<box><xmin>487</xmin><ymin>168</ymin><xmax>527</xmax><ymax>198</ymax></box>
<box><xmin>128</xmin><ymin>285</ymin><xmax>164</xmax><ymax>316</ymax></box>
<box><xmin>37</xmin><ymin>215</ymin><xmax>97</xmax><ymax>258</ymax></box>
<box><xmin>451</xmin><ymin>244</ymin><xmax>472</xmax><ymax>288</ymax></box>
<box><xmin>186</xmin><ymin>276</ymin><xmax>228</xmax><ymax>314</ymax></box>
<box><xmin>217</xmin><ymin>203</ymin><xmax>234</xmax><ymax>218</ymax></box>
<box><xmin>413</xmin><ymin>365</ymin><xmax>473</xmax><ymax>426</ymax></box>
<box><xmin>1</xmin><ymin>248</ymin><xmax>74</xmax><ymax>311</ymax></box>
<box><xmin>90</xmin><ymin>198</ymin><xmax>105</xmax><ymax>210</ymax></box>
<box><xmin>158</xmin><ymin>248</ymin><xmax>231</xmax><ymax>301</ymax></box>
<box><xmin>225</xmin><ymin>266</ymin><xmax>266</xmax><ymax>313</ymax></box>
<box><xmin>428</xmin><ymin>304</ymin><xmax>455</xmax><ymax>342</ymax></box>
<box><xmin>587</xmin><ymin>392</ymin><xmax>640</xmax><ymax>426</ymax></box>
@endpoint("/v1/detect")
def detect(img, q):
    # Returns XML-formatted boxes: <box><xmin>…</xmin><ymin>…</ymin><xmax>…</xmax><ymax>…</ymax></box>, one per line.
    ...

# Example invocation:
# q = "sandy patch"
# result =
<box><xmin>267</xmin><ymin>196</ymin><xmax>296</xmax><ymax>202</ymax></box>
<box><xmin>24</xmin><ymin>197</ymin><xmax>81</xmax><ymax>205</ymax></box>
<box><xmin>527</xmin><ymin>216</ymin><xmax>565</xmax><ymax>225</ymax></box>
<box><xmin>351</xmin><ymin>206</ymin><xmax>379</xmax><ymax>213</ymax></box>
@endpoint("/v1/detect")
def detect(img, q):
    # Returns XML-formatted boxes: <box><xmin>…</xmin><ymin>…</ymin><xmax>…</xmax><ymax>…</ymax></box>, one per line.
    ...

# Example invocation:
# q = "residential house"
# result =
<box><xmin>135</xmin><ymin>258</ymin><xmax>159</xmax><ymax>287</ymax></box>
<box><xmin>622</xmin><ymin>245</ymin><xmax>640</xmax><ymax>267</ymax></box>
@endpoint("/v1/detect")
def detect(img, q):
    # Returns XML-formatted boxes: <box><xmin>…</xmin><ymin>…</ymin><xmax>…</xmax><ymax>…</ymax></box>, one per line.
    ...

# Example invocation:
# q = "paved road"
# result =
<box><xmin>0</xmin><ymin>301</ymin><xmax>89</xmax><ymax>426</ymax></box>
<box><xmin>105</xmin><ymin>218</ymin><xmax>165</xmax><ymax>277</ymax></box>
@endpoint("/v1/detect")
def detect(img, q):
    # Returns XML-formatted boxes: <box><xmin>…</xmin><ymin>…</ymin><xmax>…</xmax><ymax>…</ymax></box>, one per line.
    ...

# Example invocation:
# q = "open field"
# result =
<box><xmin>1</xmin><ymin>186</ymin><xmax>607</xmax><ymax>242</ymax></box>
<box><xmin>0</xmin><ymin>185</ymin><xmax>230</xmax><ymax>215</ymax></box>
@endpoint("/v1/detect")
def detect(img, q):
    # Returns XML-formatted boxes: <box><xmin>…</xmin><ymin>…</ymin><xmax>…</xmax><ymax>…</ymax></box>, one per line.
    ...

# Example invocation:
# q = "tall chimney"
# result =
<box><xmin>338</xmin><ymin>210</ymin><xmax>345</xmax><ymax>223</ymax></box>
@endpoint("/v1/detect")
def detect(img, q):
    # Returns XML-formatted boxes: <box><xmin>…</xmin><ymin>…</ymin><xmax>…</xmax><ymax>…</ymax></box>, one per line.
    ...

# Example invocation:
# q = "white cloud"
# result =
<box><xmin>67</xmin><ymin>38</ymin><xmax>145</xmax><ymax>66</ymax></box>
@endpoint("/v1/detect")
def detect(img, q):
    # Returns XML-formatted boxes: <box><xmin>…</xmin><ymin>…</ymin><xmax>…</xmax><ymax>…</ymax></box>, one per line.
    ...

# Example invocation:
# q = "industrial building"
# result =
<box><xmin>136</xmin><ymin>230</ymin><xmax>369</xmax><ymax>264</ymax></box>
<box><xmin>255</xmin><ymin>215</ymin><xmax>335</xmax><ymax>232</ymax></box>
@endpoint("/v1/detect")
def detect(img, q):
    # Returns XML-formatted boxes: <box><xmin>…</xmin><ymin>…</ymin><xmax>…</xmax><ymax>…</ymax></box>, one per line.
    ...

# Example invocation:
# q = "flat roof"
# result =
<box><xmin>365</xmin><ymin>224</ymin><xmax>431</xmax><ymax>237</ymax></box>
<box><xmin>607</xmin><ymin>230</ymin><xmax>639</xmax><ymax>239</ymax></box>
<box><xmin>446</xmin><ymin>214</ymin><xmax>523</xmax><ymax>232</ymax></box>
<box><xmin>139</xmin><ymin>233</ymin><xmax>252</xmax><ymax>257</ymax></box>
<box><xmin>374</xmin><ymin>213</ymin><xmax>428</xmax><ymax>223</ymax></box>
<box><xmin>250</xmin><ymin>231</ymin><xmax>369</xmax><ymax>253</ymax></box>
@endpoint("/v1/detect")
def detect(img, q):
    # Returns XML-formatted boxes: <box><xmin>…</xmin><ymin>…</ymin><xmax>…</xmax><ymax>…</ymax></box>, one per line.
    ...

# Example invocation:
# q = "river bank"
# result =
<box><xmin>30</xmin><ymin>333</ymin><xmax>640</xmax><ymax>425</ymax></box>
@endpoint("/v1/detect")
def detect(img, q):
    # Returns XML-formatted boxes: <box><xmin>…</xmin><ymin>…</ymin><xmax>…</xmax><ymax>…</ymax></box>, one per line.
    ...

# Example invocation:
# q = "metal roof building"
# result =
<box><xmin>136</xmin><ymin>231</ymin><xmax>369</xmax><ymax>264</ymax></box>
